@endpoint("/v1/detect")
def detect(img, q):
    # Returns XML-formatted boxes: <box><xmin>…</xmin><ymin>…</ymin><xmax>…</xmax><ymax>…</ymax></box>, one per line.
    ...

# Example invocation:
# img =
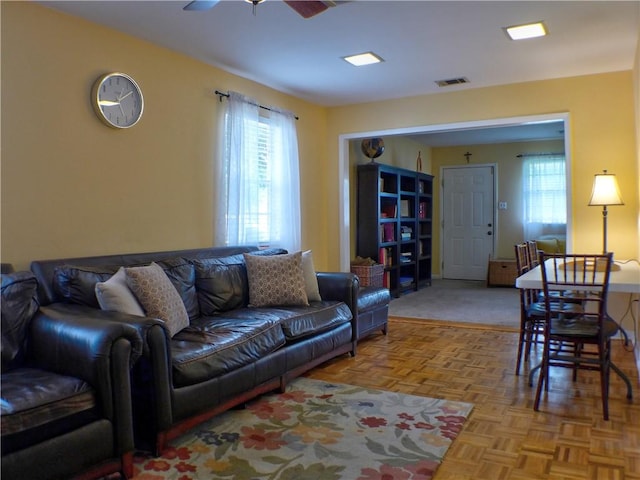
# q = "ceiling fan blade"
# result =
<box><xmin>183</xmin><ymin>0</ymin><xmax>220</xmax><ymax>11</ymax></box>
<box><xmin>284</xmin><ymin>1</ymin><xmax>333</xmax><ymax>19</ymax></box>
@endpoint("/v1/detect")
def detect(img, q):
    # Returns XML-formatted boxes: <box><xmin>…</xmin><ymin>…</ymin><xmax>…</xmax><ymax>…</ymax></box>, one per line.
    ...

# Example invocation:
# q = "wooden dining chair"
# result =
<box><xmin>514</xmin><ymin>242</ymin><xmax>555</xmax><ymax>375</ymax></box>
<box><xmin>515</xmin><ymin>243</ymin><xmax>582</xmax><ymax>376</ymax></box>
<box><xmin>533</xmin><ymin>252</ymin><xmax>633</xmax><ymax>420</ymax></box>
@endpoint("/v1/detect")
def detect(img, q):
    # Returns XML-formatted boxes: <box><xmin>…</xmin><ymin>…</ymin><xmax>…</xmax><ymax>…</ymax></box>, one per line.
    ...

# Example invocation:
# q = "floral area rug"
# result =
<box><xmin>131</xmin><ymin>378</ymin><xmax>473</xmax><ymax>480</ymax></box>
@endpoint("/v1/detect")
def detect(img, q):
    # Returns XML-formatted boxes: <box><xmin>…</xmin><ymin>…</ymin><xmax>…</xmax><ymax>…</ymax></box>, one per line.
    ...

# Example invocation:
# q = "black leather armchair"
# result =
<box><xmin>1</xmin><ymin>271</ymin><xmax>143</xmax><ymax>480</ymax></box>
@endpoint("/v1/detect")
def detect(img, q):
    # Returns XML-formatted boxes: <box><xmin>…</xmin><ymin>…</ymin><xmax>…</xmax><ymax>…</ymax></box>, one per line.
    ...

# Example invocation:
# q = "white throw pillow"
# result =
<box><xmin>95</xmin><ymin>267</ymin><xmax>145</xmax><ymax>316</ymax></box>
<box><xmin>301</xmin><ymin>250</ymin><xmax>322</xmax><ymax>302</ymax></box>
<box><xmin>125</xmin><ymin>262</ymin><xmax>189</xmax><ymax>337</ymax></box>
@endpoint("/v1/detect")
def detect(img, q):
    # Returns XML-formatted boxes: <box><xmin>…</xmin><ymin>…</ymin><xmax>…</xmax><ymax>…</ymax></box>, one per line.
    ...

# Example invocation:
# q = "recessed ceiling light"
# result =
<box><xmin>343</xmin><ymin>52</ymin><xmax>384</xmax><ymax>67</ymax></box>
<box><xmin>505</xmin><ymin>21</ymin><xmax>547</xmax><ymax>40</ymax></box>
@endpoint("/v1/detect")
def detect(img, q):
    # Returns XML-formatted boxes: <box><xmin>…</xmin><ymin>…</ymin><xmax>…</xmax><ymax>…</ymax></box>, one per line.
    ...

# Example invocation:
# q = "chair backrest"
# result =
<box><xmin>514</xmin><ymin>243</ymin><xmax>531</xmax><ymax>275</ymax></box>
<box><xmin>514</xmin><ymin>242</ymin><xmax>539</xmax><ymax>309</ymax></box>
<box><xmin>539</xmin><ymin>252</ymin><xmax>613</xmax><ymax>321</ymax></box>
<box><xmin>526</xmin><ymin>241</ymin><xmax>539</xmax><ymax>267</ymax></box>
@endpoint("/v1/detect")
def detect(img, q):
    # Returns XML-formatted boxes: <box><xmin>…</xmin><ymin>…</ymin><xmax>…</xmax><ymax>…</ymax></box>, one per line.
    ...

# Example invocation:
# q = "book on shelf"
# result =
<box><xmin>400</xmin><ymin>251</ymin><xmax>413</xmax><ymax>263</ymax></box>
<box><xmin>399</xmin><ymin>276</ymin><xmax>413</xmax><ymax>288</ymax></box>
<box><xmin>400</xmin><ymin>199</ymin><xmax>410</xmax><ymax>217</ymax></box>
<box><xmin>400</xmin><ymin>225</ymin><xmax>413</xmax><ymax>240</ymax></box>
<box><xmin>381</xmin><ymin>223</ymin><xmax>395</xmax><ymax>242</ymax></box>
<box><xmin>378</xmin><ymin>247</ymin><xmax>393</xmax><ymax>267</ymax></box>
<box><xmin>381</xmin><ymin>204</ymin><xmax>397</xmax><ymax>219</ymax></box>
<box><xmin>419</xmin><ymin>202</ymin><xmax>427</xmax><ymax>219</ymax></box>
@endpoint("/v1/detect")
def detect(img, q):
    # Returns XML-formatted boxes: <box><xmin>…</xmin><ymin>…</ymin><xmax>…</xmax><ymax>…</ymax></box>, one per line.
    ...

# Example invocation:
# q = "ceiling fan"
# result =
<box><xmin>183</xmin><ymin>0</ymin><xmax>340</xmax><ymax>19</ymax></box>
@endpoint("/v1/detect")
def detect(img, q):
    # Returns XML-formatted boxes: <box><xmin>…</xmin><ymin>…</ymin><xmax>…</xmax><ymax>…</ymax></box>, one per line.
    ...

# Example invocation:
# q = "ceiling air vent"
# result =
<box><xmin>435</xmin><ymin>77</ymin><xmax>470</xmax><ymax>87</ymax></box>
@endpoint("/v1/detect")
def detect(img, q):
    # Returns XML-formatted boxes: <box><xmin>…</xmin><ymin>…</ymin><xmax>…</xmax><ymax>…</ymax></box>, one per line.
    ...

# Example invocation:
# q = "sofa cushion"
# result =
<box><xmin>1</xmin><ymin>272</ymin><xmax>39</xmax><ymax>372</ymax></box>
<box><xmin>193</xmin><ymin>257</ymin><xmax>248</xmax><ymax>315</ymax></box>
<box><xmin>243</xmin><ymin>252</ymin><xmax>308</xmax><ymax>308</ymax></box>
<box><xmin>272</xmin><ymin>301</ymin><xmax>352</xmax><ymax>341</ymax></box>
<box><xmin>95</xmin><ymin>267</ymin><xmax>145</xmax><ymax>316</ymax></box>
<box><xmin>0</xmin><ymin>367</ymin><xmax>98</xmax><ymax>455</ymax></box>
<box><xmin>204</xmin><ymin>301</ymin><xmax>352</xmax><ymax>342</ymax></box>
<box><xmin>170</xmin><ymin>318</ymin><xmax>286</xmax><ymax>387</ymax></box>
<box><xmin>157</xmin><ymin>257</ymin><xmax>199</xmax><ymax>321</ymax></box>
<box><xmin>126</xmin><ymin>263</ymin><xmax>190</xmax><ymax>337</ymax></box>
<box><xmin>53</xmin><ymin>265</ymin><xmax>119</xmax><ymax>308</ymax></box>
<box><xmin>535</xmin><ymin>238</ymin><xmax>559</xmax><ymax>254</ymax></box>
<box><xmin>357</xmin><ymin>286</ymin><xmax>391</xmax><ymax>313</ymax></box>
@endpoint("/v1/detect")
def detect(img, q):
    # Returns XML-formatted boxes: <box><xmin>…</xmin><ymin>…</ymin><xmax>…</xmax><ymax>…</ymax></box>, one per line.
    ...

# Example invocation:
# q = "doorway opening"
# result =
<box><xmin>338</xmin><ymin>113</ymin><xmax>572</xmax><ymax>273</ymax></box>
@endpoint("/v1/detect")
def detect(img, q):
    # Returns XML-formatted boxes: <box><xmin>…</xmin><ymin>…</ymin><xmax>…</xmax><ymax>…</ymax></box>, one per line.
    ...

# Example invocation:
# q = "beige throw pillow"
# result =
<box><xmin>243</xmin><ymin>252</ymin><xmax>309</xmax><ymax>307</ymax></box>
<box><xmin>125</xmin><ymin>262</ymin><xmax>189</xmax><ymax>337</ymax></box>
<box><xmin>95</xmin><ymin>267</ymin><xmax>145</xmax><ymax>316</ymax></box>
<box><xmin>301</xmin><ymin>250</ymin><xmax>321</xmax><ymax>302</ymax></box>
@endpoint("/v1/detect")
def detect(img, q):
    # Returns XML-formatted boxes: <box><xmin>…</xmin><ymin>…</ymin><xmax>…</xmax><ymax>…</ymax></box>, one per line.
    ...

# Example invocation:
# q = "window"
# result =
<box><xmin>522</xmin><ymin>154</ymin><xmax>566</xmax><ymax>239</ymax></box>
<box><xmin>214</xmin><ymin>92</ymin><xmax>301</xmax><ymax>252</ymax></box>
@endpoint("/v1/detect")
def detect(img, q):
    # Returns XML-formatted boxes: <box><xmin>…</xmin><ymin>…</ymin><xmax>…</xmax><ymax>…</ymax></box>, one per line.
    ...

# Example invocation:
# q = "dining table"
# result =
<box><xmin>515</xmin><ymin>259</ymin><xmax>640</xmax><ymax>293</ymax></box>
<box><xmin>515</xmin><ymin>258</ymin><xmax>639</xmax><ymax>390</ymax></box>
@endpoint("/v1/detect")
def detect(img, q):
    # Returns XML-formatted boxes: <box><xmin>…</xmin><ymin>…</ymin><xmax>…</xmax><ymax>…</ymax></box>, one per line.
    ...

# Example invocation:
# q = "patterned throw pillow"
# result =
<box><xmin>125</xmin><ymin>262</ymin><xmax>189</xmax><ymax>337</ymax></box>
<box><xmin>243</xmin><ymin>252</ymin><xmax>309</xmax><ymax>307</ymax></box>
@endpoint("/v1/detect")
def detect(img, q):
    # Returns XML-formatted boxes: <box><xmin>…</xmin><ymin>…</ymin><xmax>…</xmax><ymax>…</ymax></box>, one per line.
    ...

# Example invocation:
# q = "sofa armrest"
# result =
<box><xmin>316</xmin><ymin>272</ymin><xmax>359</xmax><ymax>316</ymax></box>
<box><xmin>29</xmin><ymin>305</ymin><xmax>145</xmax><ymax>454</ymax></box>
<box><xmin>30</xmin><ymin>304</ymin><xmax>143</xmax><ymax>385</ymax></box>
<box><xmin>32</xmin><ymin>303</ymin><xmax>174</xmax><ymax>437</ymax></box>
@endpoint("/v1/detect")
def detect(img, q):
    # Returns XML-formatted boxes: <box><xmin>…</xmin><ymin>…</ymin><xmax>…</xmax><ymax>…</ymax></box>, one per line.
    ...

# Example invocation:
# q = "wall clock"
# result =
<box><xmin>91</xmin><ymin>72</ymin><xmax>144</xmax><ymax>129</ymax></box>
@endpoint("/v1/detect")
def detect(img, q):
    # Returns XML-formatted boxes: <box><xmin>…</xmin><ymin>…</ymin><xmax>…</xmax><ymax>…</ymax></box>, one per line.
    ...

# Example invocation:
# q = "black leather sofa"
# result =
<box><xmin>1</xmin><ymin>271</ymin><xmax>142</xmax><ymax>480</ymax></box>
<box><xmin>30</xmin><ymin>246</ymin><xmax>359</xmax><ymax>455</ymax></box>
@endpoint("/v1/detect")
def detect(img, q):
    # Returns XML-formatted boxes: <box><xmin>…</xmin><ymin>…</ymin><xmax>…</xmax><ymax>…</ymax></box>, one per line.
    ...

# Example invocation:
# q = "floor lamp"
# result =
<box><xmin>588</xmin><ymin>170</ymin><xmax>624</xmax><ymax>254</ymax></box>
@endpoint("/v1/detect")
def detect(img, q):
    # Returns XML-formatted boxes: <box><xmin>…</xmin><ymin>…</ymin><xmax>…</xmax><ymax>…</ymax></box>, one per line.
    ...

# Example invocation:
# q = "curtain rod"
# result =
<box><xmin>214</xmin><ymin>90</ymin><xmax>299</xmax><ymax>120</ymax></box>
<box><xmin>516</xmin><ymin>152</ymin><xmax>564</xmax><ymax>158</ymax></box>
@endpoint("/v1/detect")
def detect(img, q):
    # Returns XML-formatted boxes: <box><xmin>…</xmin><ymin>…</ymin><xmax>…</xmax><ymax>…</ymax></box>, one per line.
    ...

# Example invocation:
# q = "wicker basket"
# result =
<box><xmin>350</xmin><ymin>263</ymin><xmax>384</xmax><ymax>287</ymax></box>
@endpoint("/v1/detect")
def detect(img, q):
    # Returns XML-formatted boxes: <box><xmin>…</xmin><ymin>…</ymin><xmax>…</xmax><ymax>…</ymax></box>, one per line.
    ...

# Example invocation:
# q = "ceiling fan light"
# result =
<box><xmin>505</xmin><ymin>21</ymin><xmax>547</xmax><ymax>40</ymax></box>
<box><xmin>343</xmin><ymin>52</ymin><xmax>384</xmax><ymax>67</ymax></box>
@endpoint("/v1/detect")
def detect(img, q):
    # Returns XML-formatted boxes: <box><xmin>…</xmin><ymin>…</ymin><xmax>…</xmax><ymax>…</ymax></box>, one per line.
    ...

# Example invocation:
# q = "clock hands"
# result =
<box><xmin>118</xmin><ymin>90</ymin><xmax>133</xmax><ymax>102</ymax></box>
<box><xmin>98</xmin><ymin>100</ymin><xmax>120</xmax><ymax>107</ymax></box>
<box><xmin>98</xmin><ymin>89</ymin><xmax>134</xmax><ymax>107</ymax></box>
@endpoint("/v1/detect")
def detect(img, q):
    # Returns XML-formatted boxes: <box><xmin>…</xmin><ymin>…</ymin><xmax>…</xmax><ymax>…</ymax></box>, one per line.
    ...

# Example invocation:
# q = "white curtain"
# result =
<box><xmin>214</xmin><ymin>91</ymin><xmax>301</xmax><ymax>252</ymax></box>
<box><xmin>522</xmin><ymin>154</ymin><xmax>566</xmax><ymax>240</ymax></box>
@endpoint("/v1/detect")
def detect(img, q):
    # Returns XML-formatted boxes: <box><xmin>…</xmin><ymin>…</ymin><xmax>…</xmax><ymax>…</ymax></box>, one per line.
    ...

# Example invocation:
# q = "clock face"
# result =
<box><xmin>92</xmin><ymin>73</ymin><xmax>144</xmax><ymax>129</ymax></box>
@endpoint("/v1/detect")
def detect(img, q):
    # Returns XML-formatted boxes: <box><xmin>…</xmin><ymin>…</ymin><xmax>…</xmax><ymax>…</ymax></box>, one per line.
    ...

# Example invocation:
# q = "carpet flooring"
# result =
<box><xmin>131</xmin><ymin>378</ymin><xmax>473</xmax><ymax>480</ymax></box>
<box><xmin>388</xmin><ymin>279</ymin><xmax>520</xmax><ymax>328</ymax></box>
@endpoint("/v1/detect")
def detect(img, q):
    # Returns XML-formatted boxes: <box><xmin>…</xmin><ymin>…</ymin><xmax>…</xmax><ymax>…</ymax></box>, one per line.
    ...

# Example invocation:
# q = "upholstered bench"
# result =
<box><xmin>356</xmin><ymin>286</ymin><xmax>391</xmax><ymax>341</ymax></box>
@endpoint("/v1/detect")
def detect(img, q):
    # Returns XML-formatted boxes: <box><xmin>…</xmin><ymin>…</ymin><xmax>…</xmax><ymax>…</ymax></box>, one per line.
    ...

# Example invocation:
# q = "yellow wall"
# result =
<box><xmin>1</xmin><ymin>2</ymin><xmax>329</xmax><ymax>270</ymax></box>
<box><xmin>328</xmin><ymin>73</ymin><xmax>638</xmax><ymax>270</ymax></box>
<box><xmin>2</xmin><ymin>2</ymin><xmax>638</xmax><ymax>276</ymax></box>
<box><xmin>636</xmin><ymin>31</ymin><xmax>640</xmax><ymax>260</ymax></box>
<box><xmin>633</xmin><ymin>27</ymin><xmax>640</xmax><ymax>374</ymax></box>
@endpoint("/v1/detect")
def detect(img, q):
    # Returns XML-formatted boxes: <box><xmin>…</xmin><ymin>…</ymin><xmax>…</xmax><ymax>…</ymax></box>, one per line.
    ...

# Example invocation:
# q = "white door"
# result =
<box><xmin>442</xmin><ymin>166</ymin><xmax>495</xmax><ymax>280</ymax></box>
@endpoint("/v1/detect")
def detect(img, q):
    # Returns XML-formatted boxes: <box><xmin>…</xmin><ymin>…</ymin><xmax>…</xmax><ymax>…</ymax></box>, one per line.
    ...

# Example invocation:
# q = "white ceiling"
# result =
<box><xmin>42</xmin><ymin>0</ymin><xmax>638</xmax><ymax>145</ymax></box>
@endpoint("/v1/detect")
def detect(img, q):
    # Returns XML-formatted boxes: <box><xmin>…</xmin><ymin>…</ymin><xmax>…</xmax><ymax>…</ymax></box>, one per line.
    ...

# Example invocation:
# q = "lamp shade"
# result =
<box><xmin>588</xmin><ymin>171</ymin><xmax>624</xmax><ymax>206</ymax></box>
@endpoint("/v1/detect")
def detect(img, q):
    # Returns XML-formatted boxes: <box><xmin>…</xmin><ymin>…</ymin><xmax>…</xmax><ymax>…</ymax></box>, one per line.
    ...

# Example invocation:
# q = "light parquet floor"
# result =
<box><xmin>304</xmin><ymin>317</ymin><xmax>640</xmax><ymax>480</ymax></box>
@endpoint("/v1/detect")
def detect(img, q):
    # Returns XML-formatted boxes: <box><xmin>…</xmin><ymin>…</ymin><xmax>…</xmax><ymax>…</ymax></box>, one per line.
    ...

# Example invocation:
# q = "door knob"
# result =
<box><xmin>487</xmin><ymin>231</ymin><xmax>492</xmax><ymax>235</ymax></box>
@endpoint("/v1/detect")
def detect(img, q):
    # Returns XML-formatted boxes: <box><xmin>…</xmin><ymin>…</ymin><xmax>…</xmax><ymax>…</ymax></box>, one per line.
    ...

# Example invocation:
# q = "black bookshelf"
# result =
<box><xmin>356</xmin><ymin>163</ymin><xmax>433</xmax><ymax>296</ymax></box>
